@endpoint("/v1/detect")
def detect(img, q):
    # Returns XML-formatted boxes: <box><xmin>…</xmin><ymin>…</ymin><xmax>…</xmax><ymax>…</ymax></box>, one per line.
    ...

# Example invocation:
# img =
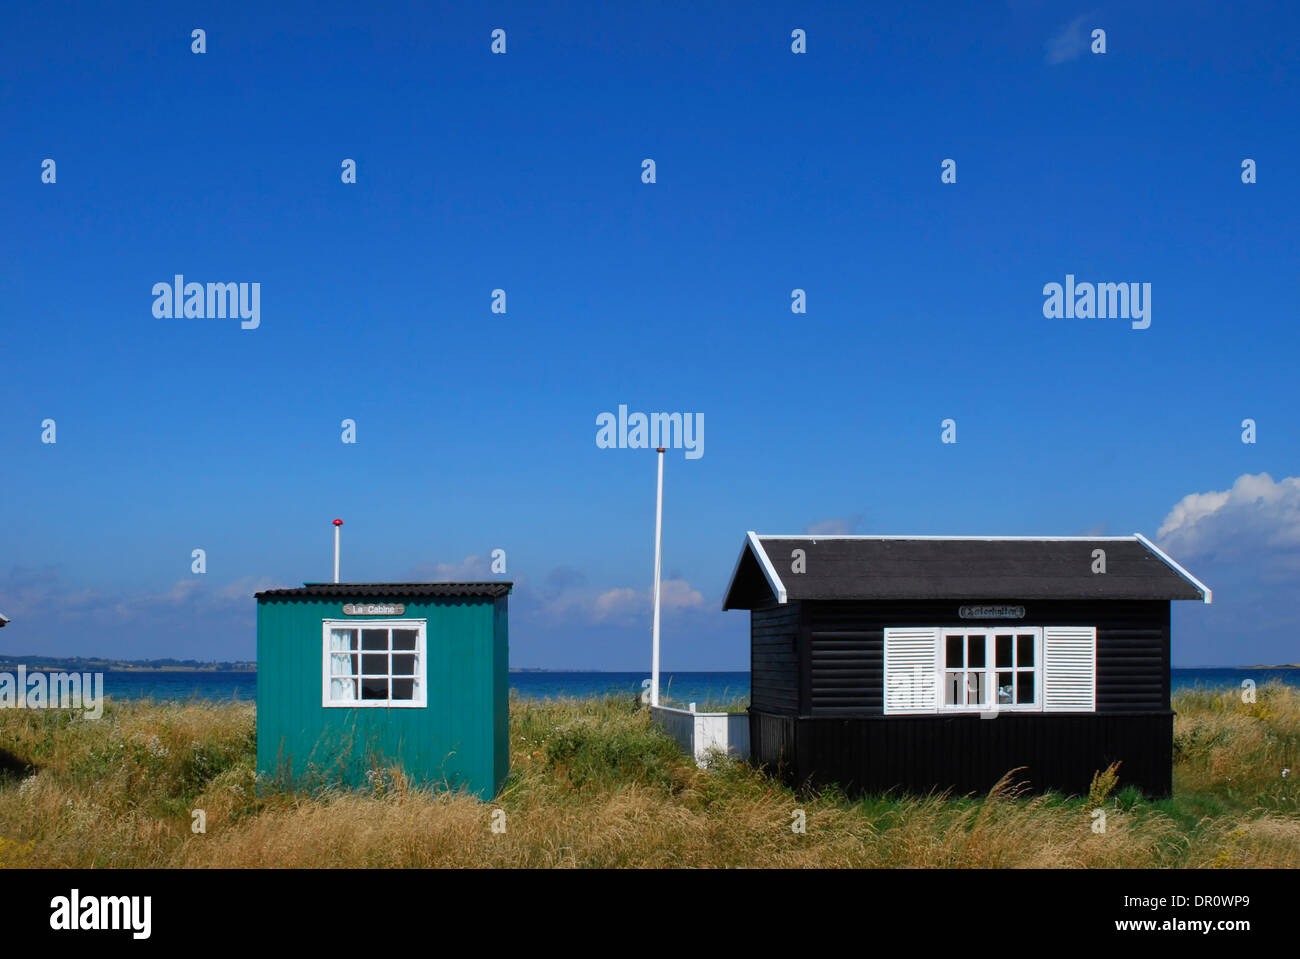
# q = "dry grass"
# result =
<box><xmin>1</xmin><ymin>683</ymin><xmax>1298</xmax><ymax>868</ymax></box>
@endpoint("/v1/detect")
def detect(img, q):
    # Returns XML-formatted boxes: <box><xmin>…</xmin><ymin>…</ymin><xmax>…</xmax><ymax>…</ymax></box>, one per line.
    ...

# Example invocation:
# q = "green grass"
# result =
<box><xmin>0</xmin><ymin>683</ymin><xmax>1297</xmax><ymax>867</ymax></box>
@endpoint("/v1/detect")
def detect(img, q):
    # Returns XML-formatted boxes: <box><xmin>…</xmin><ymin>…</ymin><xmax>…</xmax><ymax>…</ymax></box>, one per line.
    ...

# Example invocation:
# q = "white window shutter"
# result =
<box><xmin>883</xmin><ymin>627</ymin><xmax>939</xmax><ymax>713</ymax></box>
<box><xmin>1043</xmin><ymin>626</ymin><xmax>1096</xmax><ymax>711</ymax></box>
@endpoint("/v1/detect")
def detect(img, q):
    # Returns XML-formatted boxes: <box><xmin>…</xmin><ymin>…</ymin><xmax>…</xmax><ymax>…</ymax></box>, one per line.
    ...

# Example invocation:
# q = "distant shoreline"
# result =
<box><xmin>1240</xmin><ymin>664</ymin><xmax>1300</xmax><ymax>669</ymax></box>
<box><xmin>0</xmin><ymin>658</ymin><xmax>1294</xmax><ymax>673</ymax></box>
<box><xmin>0</xmin><ymin>657</ymin><xmax>255</xmax><ymax>673</ymax></box>
<box><xmin>0</xmin><ymin>659</ymin><xmax>747</xmax><ymax>674</ymax></box>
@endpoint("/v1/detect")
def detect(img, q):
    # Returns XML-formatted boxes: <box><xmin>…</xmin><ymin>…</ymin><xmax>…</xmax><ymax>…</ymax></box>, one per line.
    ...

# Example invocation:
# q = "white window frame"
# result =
<box><xmin>885</xmin><ymin>624</ymin><xmax>1098</xmax><ymax>716</ymax></box>
<box><xmin>321</xmin><ymin>619</ymin><xmax>427</xmax><ymax>708</ymax></box>
<box><xmin>938</xmin><ymin>627</ymin><xmax>1043</xmax><ymax>714</ymax></box>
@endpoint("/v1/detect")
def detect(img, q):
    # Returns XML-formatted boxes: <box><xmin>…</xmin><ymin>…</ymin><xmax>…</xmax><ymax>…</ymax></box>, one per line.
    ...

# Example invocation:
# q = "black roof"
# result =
<box><xmin>255</xmin><ymin>582</ymin><xmax>512</xmax><ymax>600</ymax></box>
<box><xmin>722</xmin><ymin>534</ymin><xmax>1209</xmax><ymax>610</ymax></box>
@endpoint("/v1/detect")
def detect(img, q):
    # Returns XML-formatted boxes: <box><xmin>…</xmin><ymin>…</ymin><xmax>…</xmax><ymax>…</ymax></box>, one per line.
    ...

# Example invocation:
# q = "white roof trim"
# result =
<box><xmin>723</xmin><ymin>530</ymin><xmax>788</xmax><ymax>609</ymax></box>
<box><xmin>722</xmin><ymin>537</ymin><xmax>751</xmax><ymax>611</ymax></box>
<box><xmin>749</xmin><ymin>531</ymin><xmax>789</xmax><ymax>605</ymax></box>
<box><xmin>757</xmin><ymin>534</ymin><xmax>1141</xmax><ymax>541</ymax></box>
<box><xmin>1134</xmin><ymin>532</ymin><xmax>1213</xmax><ymax>604</ymax></box>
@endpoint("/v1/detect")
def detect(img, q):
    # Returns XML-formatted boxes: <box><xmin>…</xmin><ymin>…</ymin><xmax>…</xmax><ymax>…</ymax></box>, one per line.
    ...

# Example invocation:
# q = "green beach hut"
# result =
<box><xmin>254</xmin><ymin>582</ymin><xmax>511</xmax><ymax>799</ymax></box>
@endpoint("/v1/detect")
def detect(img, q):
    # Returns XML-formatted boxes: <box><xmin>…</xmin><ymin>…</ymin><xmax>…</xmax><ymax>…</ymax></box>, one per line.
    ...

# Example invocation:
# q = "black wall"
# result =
<box><xmin>749</xmin><ymin>600</ymin><xmax>801</xmax><ymax>714</ymax></box>
<box><xmin>747</xmin><ymin>598</ymin><xmax>1175</xmax><ymax>797</ymax></box>
<box><xmin>750</xmin><ymin>598</ymin><xmax>1171</xmax><ymax>717</ymax></box>
<box><xmin>750</xmin><ymin>711</ymin><xmax>1174</xmax><ymax>797</ymax></box>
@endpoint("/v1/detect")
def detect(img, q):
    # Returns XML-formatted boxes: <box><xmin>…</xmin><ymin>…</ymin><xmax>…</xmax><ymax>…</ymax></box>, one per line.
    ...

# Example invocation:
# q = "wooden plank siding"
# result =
<box><xmin>749</xmin><ymin>711</ymin><xmax>1174</xmax><ymax>797</ymax></box>
<box><xmin>792</xmin><ymin>599</ymin><xmax>1171</xmax><ymax>717</ymax></box>
<box><xmin>747</xmin><ymin>598</ymin><xmax>1174</xmax><ymax>797</ymax></box>
<box><xmin>749</xmin><ymin>600</ymin><xmax>801</xmax><ymax>715</ymax></box>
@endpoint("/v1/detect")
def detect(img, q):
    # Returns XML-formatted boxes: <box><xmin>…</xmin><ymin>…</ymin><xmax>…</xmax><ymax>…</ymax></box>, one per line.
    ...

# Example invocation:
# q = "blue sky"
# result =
<box><xmin>2</xmin><ymin>2</ymin><xmax>1297</xmax><ymax>668</ymax></box>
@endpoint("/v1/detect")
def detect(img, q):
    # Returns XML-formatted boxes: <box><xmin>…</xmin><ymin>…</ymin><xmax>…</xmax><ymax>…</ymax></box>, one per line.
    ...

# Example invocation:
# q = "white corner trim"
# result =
<box><xmin>1134</xmin><ymin>532</ymin><xmax>1212</xmax><ymax>604</ymax></box>
<box><xmin>748</xmin><ymin>530</ymin><xmax>788</xmax><ymax>605</ymax></box>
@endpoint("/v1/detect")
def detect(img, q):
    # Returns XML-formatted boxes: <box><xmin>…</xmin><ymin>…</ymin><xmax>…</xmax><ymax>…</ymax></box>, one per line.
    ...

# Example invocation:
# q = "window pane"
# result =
<box><xmin>392</xmin><ymin>629</ymin><xmax>418</xmax><ymax>651</ymax></box>
<box><xmin>997</xmin><ymin>672</ymin><xmax>1013</xmax><ymax>703</ymax></box>
<box><xmin>361</xmin><ymin>677</ymin><xmax>388</xmax><ymax>700</ymax></box>
<box><xmin>330</xmin><ymin>678</ymin><xmax>357</xmax><ymax>701</ymax></box>
<box><xmin>967</xmin><ymin>670</ymin><xmax>986</xmax><ymax>705</ymax></box>
<box><xmin>1017</xmin><ymin>634</ymin><xmax>1034</xmax><ymax>667</ymax></box>
<box><xmin>945</xmin><ymin>672</ymin><xmax>962</xmax><ymax>705</ymax></box>
<box><xmin>391</xmin><ymin>654</ymin><xmax>417</xmax><ymax>676</ymax></box>
<box><xmin>330</xmin><ymin>653</ymin><xmax>357</xmax><ymax>676</ymax></box>
<box><xmin>362</xmin><ymin>629</ymin><xmax>388</xmax><ymax>650</ymax></box>
<box><xmin>1017</xmin><ymin>672</ymin><xmax>1035</xmax><ymax>705</ymax></box>
<box><xmin>967</xmin><ymin>634</ymin><xmax>985</xmax><ymax>668</ymax></box>
<box><xmin>329</xmin><ymin>629</ymin><xmax>357</xmax><ymax>651</ymax></box>
<box><xmin>361</xmin><ymin>653</ymin><xmax>388</xmax><ymax>675</ymax></box>
<box><xmin>996</xmin><ymin>634</ymin><xmax>1012</xmax><ymax>668</ymax></box>
<box><xmin>391</xmin><ymin>678</ymin><xmax>415</xmax><ymax>700</ymax></box>
<box><xmin>946</xmin><ymin>635</ymin><xmax>963</xmax><ymax>668</ymax></box>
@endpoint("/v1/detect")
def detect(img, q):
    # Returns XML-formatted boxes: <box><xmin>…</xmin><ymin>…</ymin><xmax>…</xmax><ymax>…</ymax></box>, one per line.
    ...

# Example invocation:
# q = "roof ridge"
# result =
<box><xmin>255</xmin><ymin>582</ymin><xmax>513</xmax><ymax>599</ymax></box>
<box><xmin>723</xmin><ymin>532</ymin><xmax>1209</xmax><ymax>609</ymax></box>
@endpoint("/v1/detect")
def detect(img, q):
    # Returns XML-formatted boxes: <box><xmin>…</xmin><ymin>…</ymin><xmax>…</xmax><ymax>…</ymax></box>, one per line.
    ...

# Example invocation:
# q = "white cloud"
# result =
<box><xmin>529</xmin><ymin>576</ymin><xmax>705</xmax><ymax>625</ymax></box>
<box><xmin>805</xmin><ymin>515</ymin><xmax>863</xmax><ymax>535</ymax></box>
<box><xmin>408</xmin><ymin>555</ymin><xmax>610</xmax><ymax>621</ymax></box>
<box><xmin>1045</xmin><ymin>15</ymin><xmax>1090</xmax><ymax>64</ymax></box>
<box><xmin>591</xmin><ymin>587</ymin><xmax>643</xmax><ymax>621</ymax></box>
<box><xmin>660</xmin><ymin>578</ymin><xmax>706</xmax><ymax>611</ymax></box>
<box><xmin>1155</xmin><ymin>474</ymin><xmax>1300</xmax><ymax>664</ymax></box>
<box><xmin>0</xmin><ymin>566</ymin><xmax>279</xmax><ymax>623</ymax></box>
<box><xmin>411</xmin><ymin>555</ymin><xmax>493</xmax><ymax>580</ymax></box>
<box><xmin>218</xmin><ymin>575</ymin><xmax>281</xmax><ymax>601</ymax></box>
<box><xmin>0</xmin><ymin>565</ymin><xmax>270</xmax><ymax>658</ymax></box>
<box><xmin>1157</xmin><ymin>472</ymin><xmax>1300</xmax><ymax>565</ymax></box>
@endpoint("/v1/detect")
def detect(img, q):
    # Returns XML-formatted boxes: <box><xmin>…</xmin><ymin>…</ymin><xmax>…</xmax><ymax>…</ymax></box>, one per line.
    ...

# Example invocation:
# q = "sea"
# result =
<box><xmin>62</xmin><ymin>667</ymin><xmax>1300</xmax><ymax>704</ymax></box>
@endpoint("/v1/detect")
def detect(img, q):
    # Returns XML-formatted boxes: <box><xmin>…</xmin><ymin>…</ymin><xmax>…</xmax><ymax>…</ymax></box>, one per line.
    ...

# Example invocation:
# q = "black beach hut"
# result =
<box><xmin>723</xmin><ymin>533</ymin><xmax>1211</xmax><ymax>798</ymax></box>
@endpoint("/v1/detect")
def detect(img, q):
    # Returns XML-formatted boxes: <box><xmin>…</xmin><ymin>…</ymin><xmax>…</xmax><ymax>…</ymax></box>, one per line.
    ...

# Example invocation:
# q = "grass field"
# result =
<box><xmin>0</xmin><ymin>683</ymin><xmax>1297</xmax><ymax>868</ymax></box>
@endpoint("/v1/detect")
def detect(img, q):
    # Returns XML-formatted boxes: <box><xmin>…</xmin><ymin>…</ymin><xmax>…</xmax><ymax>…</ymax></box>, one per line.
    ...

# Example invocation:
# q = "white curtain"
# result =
<box><xmin>329</xmin><ymin>629</ymin><xmax>356</xmax><ymax>701</ymax></box>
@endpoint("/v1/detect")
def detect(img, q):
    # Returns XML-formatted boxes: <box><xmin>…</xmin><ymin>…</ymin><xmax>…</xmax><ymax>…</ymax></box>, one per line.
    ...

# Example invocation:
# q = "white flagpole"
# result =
<box><xmin>333</xmin><ymin>519</ymin><xmax>343</xmax><ymax>583</ymax></box>
<box><xmin>650</xmin><ymin>447</ymin><xmax>665</xmax><ymax>708</ymax></box>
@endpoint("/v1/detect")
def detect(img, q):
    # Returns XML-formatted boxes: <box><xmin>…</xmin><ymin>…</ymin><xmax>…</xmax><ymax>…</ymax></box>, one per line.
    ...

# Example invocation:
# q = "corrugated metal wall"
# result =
<box><xmin>256</xmin><ymin>595</ymin><xmax>507</xmax><ymax>799</ymax></box>
<box><xmin>492</xmin><ymin>596</ymin><xmax>510</xmax><ymax>792</ymax></box>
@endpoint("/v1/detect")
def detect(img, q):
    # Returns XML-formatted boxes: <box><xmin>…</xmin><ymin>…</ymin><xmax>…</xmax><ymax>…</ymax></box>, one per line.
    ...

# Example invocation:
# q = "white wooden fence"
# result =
<box><xmin>651</xmin><ymin>704</ymin><xmax>750</xmax><ymax>766</ymax></box>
